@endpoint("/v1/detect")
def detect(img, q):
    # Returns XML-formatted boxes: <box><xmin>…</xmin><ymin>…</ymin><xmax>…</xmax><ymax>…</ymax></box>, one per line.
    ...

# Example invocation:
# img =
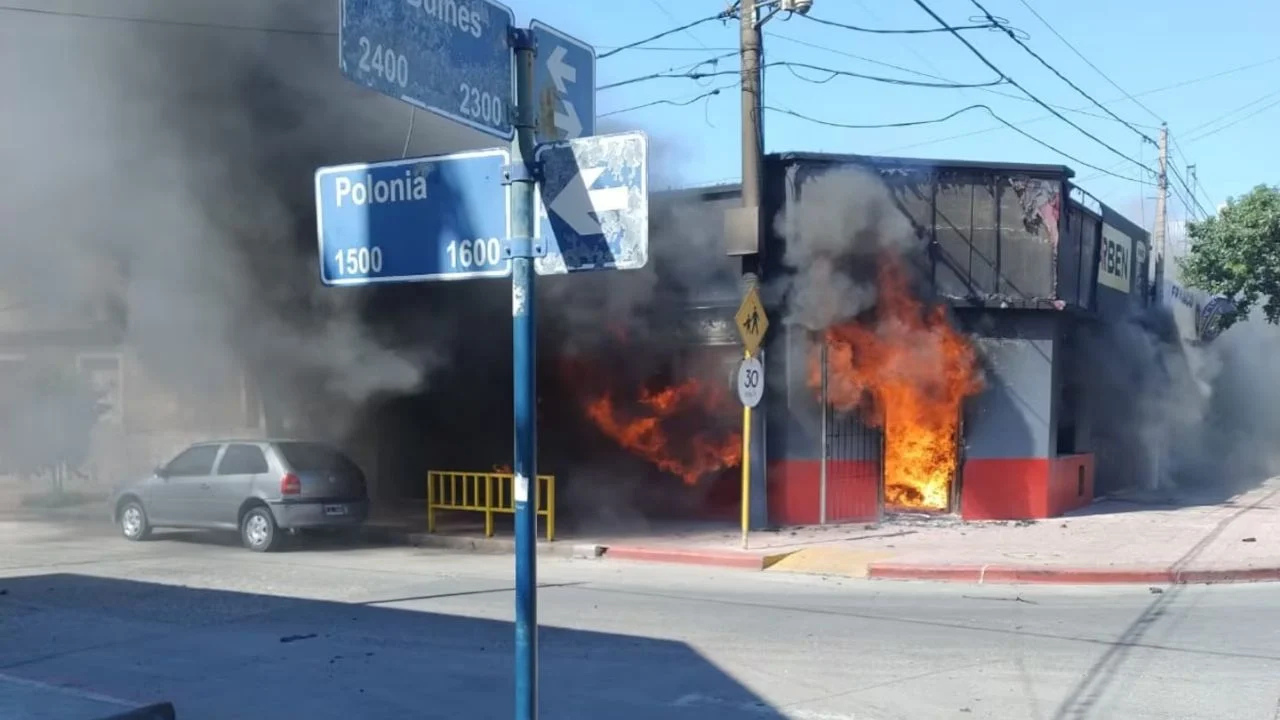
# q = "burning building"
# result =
<box><xmin>743</xmin><ymin>152</ymin><xmax>1153</xmax><ymax>524</ymax></box>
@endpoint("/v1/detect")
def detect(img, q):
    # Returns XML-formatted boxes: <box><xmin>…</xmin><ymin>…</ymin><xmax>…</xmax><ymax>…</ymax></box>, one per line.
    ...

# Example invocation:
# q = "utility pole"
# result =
<box><xmin>1152</xmin><ymin>123</ymin><xmax>1168</xmax><ymax>305</ymax></box>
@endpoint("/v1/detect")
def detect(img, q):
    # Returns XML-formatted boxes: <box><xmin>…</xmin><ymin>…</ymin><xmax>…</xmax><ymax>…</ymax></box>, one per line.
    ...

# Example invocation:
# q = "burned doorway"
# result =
<box><xmin>810</xmin><ymin>259</ymin><xmax>983</xmax><ymax>520</ymax></box>
<box><xmin>817</xmin><ymin>337</ymin><xmax>968</xmax><ymax>518</ymax></box>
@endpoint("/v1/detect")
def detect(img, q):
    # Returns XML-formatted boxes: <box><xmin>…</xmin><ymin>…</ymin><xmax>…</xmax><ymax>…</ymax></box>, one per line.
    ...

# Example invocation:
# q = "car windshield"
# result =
<box><xmin>275</xmin><ymin>442</ymin><xmax>359</xmax><ymax>476</ymax></box>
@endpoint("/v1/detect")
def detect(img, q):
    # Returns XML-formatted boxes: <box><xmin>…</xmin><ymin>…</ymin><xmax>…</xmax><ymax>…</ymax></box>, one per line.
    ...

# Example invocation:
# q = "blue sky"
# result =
<box><xmin>514</xmin><ymin>0</ymin><xmax>1278</xmax><ymax>240</ymax></box>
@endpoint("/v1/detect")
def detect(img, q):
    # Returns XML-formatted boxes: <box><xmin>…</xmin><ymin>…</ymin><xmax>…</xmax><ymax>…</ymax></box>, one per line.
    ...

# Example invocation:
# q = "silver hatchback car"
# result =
<box><xmin>111</xmin><ymin>439</ymin><xmax>369</xmax><ymax>552</ymax></box>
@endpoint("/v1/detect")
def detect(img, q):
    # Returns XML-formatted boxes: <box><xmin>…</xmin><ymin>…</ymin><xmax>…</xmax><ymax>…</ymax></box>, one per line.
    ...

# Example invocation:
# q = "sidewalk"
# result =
<box><xmin>573</xmin><ymin>479</ymin><xmax>1280</xmax><ymax>584</ymax></box>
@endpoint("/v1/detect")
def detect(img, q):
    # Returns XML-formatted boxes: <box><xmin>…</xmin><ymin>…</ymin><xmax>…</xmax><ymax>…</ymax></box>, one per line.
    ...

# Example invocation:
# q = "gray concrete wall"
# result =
<box><xmin>961</xmin><ymin>312</ymin><xmax>1057</xmax><ymax>460</ymax></box>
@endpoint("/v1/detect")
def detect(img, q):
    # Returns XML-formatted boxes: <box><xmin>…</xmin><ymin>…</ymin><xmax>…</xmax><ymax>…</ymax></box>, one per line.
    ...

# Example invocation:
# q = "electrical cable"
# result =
<box><xmin>600</xmin><ymin>59</ymin><xmax>1007</xmax><ymax>91</ymax></box>
<box><xmin>1168</xmin><ymin>163</ymin><xmax>1210</xmax><ymax>219</ymax></box>
<box><xmin>762</xmin><ymin>103</ymin><xmax>1147</xmax><ymax>182</ymax></box>
<box><xmin>599</xmin><ymin>9</ymin><xmax>732</xmax><ymax>59</ymax></box>
<box><xmin>907</xmin><ymin>0</ymin><xmax>1155</xmax><ymax>174</ymax></box>
<box><xmin>644</xmin><ymin>0</ymin><xmax>716</xmax><ymax>51</ymax></box>
<box><xmin>599</xmin><ymin>83</ymin><xmax>736</xmax><ymax>118</ymax></box>
<box><xmin>879</xmin><ymin>52</ymin><xmax>1280</xmax><ymax>154</ymax></box>
<box><xmin>1181</xmin><ymin>87</ymin><xmax>1280</xmax><ymax>136</ymax></box>
<box><xmin>1186</xmin><ymin>94</ymin><xmax>1280</xmax><ymax>144</ymax></box>
<box><xmin>1012</xmin><ymin>0</ymin><xmax>1163</xmax><ymax>124</ymax></box>
<box><xmin>596</xmin><ymin>51</ymin><xmax>737</xmax><ymax>91</ymax></box>
<box><xmin>766</xmin><ymin>29</ymin><xmax>1156</xmax><ymax>130</ymax></box>
<box><xmin>779</xmin><ymin>61</ymin><xmax>1006</xmax><ymax>89</ymax></box>
<box><xmin>969</xmin><ymin>0</ymin><xmax>1155</xmax><ymax>145</ymax></box>
<box><xmin>797</xmin><ymin>11</ymin><xmax>1023</xmax><ymax>36</ymax></box>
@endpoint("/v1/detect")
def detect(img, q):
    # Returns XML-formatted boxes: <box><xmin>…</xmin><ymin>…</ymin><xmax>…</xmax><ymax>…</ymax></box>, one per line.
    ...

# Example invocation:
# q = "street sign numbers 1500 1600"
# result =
<box><xmin>446</xmin><ymin>238</ymin><xmax>502</xmax><ymax>270</ymax></box>
<box><xmin>333</xmin><ymin>247</ymin><xmax>384</xmax><ymax>276</ymax></box>
<box><xmin>357</xmin><ymin>37</ymin><xmax>409</xmax><ymax>88</ymax></box>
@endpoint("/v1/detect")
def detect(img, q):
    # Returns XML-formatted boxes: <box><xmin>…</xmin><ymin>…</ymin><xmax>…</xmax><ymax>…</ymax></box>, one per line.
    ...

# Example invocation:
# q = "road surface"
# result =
<box><xmin>3</xmin><ymin>516</ymin><xmax>1280</xmax><ymax>719</ymax></box>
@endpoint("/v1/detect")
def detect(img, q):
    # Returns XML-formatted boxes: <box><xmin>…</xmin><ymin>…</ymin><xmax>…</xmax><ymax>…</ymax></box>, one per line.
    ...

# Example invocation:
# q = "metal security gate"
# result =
<box><xmin>818</xmin><ymin>341</ymin><xmax>884</xmax><ymax>524</ymax></box>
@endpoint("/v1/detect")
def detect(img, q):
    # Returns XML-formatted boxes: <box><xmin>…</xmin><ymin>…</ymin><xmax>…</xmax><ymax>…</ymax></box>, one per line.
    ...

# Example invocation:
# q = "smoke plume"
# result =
<box><xmin>772</xmin><ymin>167</ymin><xmax>926</xmax><ymax>331</ymax></box>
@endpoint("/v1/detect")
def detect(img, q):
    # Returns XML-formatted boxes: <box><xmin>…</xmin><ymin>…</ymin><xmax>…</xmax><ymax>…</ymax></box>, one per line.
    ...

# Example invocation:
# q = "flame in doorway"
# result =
<box><xmin>809</xmin><ymin>257</ymin><xmax>983</xmax><ymax>512</ymax></box>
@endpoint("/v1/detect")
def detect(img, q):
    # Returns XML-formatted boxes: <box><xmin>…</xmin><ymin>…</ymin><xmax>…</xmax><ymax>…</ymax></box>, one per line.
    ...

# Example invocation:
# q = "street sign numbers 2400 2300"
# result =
<box><xmin>357</xmin><ymin>37</ymin><xmax>409</xmax><ymax>88</ymax></box>
<box><xmin>458</xmin><ymin>83</ymin><xmax>504</xmax><ymax>128</ymax></box>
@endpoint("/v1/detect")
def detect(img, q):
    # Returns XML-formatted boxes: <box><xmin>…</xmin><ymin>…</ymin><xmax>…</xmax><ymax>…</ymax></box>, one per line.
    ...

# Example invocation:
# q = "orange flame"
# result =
<box><xmin>809</xmin><ymin>257</ymin><xmax>983</xmax><ymax>512</ymax></box>
<box><xmin>576</xmin><ymin>372</ymin><xmax>742</xmax><ymax>485</ymax></box>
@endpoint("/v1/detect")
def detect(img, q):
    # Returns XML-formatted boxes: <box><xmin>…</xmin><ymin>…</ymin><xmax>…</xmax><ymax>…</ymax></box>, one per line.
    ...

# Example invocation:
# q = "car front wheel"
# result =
<box><xmin>120</xmin><ymin>500</ymin><xmax>151</xmax><ymax>541</ymax></box>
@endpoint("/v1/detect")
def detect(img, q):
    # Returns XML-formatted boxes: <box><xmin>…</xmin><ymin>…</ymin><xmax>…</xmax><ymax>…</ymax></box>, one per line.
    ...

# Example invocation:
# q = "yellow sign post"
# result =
<box><xmin>734</xmin><ymin>286</ymin><xmax>769</xmax><ymax>549</ymax></box>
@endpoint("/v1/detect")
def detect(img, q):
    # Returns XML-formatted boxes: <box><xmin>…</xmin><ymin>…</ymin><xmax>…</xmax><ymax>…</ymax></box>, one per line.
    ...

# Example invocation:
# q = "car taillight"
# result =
<box><xmin>280</xmin><ymin>473</ymin><xmax>301</xmax><ymax>496</ymax></box>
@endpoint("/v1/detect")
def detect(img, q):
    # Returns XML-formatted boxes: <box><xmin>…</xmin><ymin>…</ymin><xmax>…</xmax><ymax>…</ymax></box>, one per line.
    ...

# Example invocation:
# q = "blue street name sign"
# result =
<box><xmin>314</xmin><ymin>149</ymin><xmax>512</xmax><ymax>285</ymax></box>
<box><xmin>534</xmin><ymin>131</ymin><xmax>649</xmax><ymax>275</ymax></box>
<box><xmin>339</xmin><ymin>0</ymin><xmax>516</xmax><ymax>140</ymax></box>
<box><xmin>529</xmin><ymin>20</ymin><xmax>596</xmax><ymax>144</ymax></box>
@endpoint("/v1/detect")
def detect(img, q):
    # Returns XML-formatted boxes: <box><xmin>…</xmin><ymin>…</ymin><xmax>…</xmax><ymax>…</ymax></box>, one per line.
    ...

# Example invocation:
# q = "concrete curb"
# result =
<box><xmin>369</xmin><ymin>527</ymin><xmax>582</xmax><ymax>559</ymax></box>
<box><xmin>866</xmin><ymin>562</ymin><xmax>1280</xmax><ymax>585</ymax></box>
<box><xmin>601</xmin><ymin>545</ymin><xmax>791</xmax><ymax>571</ymax></box>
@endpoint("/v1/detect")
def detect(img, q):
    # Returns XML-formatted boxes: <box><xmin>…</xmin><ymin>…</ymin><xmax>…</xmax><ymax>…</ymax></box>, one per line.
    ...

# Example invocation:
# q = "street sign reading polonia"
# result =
<box><xmin>339</xmin><ymin>0</ymin><xmax>516</xmax><ymax>140</ymax></box>
<box><xmin>314</xmin><ymin>149</ymin><xmax>512</xmax><ymax>285</ymax></box>
<box><xmin>534</xmin><ymin>131</ymin><xmax>649</xmax><ymax>276</ymax></box>
<box><xmin>530</xmin><ymin>21</ymin><xmax>596</xmax><ymax>143</ymax></box>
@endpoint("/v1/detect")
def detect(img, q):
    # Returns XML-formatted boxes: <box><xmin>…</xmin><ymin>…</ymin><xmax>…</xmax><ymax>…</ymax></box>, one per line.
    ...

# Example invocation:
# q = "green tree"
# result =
<box><xmin>1178</xmin><ymin>184</ymin><xmax>1280</xmax><ymax>329</ymax></box>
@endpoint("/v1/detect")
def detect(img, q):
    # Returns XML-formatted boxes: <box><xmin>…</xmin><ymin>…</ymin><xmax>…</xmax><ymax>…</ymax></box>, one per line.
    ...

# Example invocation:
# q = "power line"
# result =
<box><xmin>763</xmin><ymin>103</ymin><xmax>1146</xmax><ymax>182</ymax></box>
<box><xmin>797</xmin><ymin>11</ymin><xmax>1020</xmax><ymax>35</ymax></box>
<box><xmin>1181</xmin><ymin>87</ymin><xmax>1280</xmax><ymax>137</ymax></box>
<box><xmin>599</xmin><ymin>84</ymin><xmax>736</xmax><ymax>118</ymax></box>
<box><xmin>778</xmin><ymin>61</ymin><xmax>1005</xmax><ymax>88</ymax></box>
<box><xmin>1012</xmin><ymin>0</ymin><xmax>1163</xmax><ymax>123</ymax></box>
<box><xmin>0</xmin><ymin>3</ymin><xmax>331</xmax><ymax>35</ymax></box>
<box><xmin>643</xmin><ymin>0</ymin><xmax>715</xmax><ymax>51</ymax></box>
<box><xmin>1185</xmin><ymin>94</ymin><xmax>1280</xmax><ymax>144</ymax></box>
<box><xmin>596</xmin><ymin>51</ymin><xmax>737</xmax><ymax>91</ymax></box>
<box><xmin>595</xmin><ymin>44</ymin><xmax>738</xmax><ymax>52</ymax></box>
<box><xmin>880</xmin><ymin>55</ymin><xmax>1280</xmax><ymax>154</ymax></box>
<box><xmin>766</xmin><ymin>28</ymin><xmax>1157</xmax><ymax>130</ymax></box>
<box><xmin>902</xmin><ymin>0</ymin><xmax>1157</xmax><ymax>173</ymax></box>
<box><xmin>600</xmin><ymin>58</ymin><xmax>1007</xmax><ymax>91</ymax></box>
<box><xmin>599</xmin><ymin>9</ymin><xmax>732</xmax><ymax>59</ymax></box>
<box><xmin>969</xmin><ymin>0</ymin><xmax>1155</xmax><ymax>145</ymax></box>
<box><xmin>1167</xmin><ymin>162</ymin><xmax>1210</xmax><ymax>219</ymax></box>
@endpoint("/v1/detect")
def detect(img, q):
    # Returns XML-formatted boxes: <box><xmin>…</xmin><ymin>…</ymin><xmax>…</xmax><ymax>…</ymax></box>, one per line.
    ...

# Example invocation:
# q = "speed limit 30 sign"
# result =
<box><xmin>737</xmin><ymin>356</ymin><xmax>764</xmax><ymax>408</ymax></box>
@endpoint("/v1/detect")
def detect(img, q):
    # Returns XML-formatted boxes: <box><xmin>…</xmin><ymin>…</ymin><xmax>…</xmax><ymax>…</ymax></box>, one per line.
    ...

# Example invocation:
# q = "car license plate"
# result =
<box><xmin>323</xmin><ymin>504</ymin><xmax>348</xmax><ymax>516</ymax></box>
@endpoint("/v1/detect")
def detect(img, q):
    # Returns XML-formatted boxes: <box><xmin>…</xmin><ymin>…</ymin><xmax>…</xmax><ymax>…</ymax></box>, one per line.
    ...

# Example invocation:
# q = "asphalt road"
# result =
<box><xmin>3</xmin><ymin>517</ymin><xmax>1280</xmax><ymax>719</ymax></box>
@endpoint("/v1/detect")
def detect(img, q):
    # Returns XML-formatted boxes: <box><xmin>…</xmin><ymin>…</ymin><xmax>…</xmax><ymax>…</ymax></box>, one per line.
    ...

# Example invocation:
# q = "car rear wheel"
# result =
<box><xmin>240</xmin><ymin>506</ymin><xmax>281</xmax><ymax>552</ymax></box>
<box><xmin>120</xmin><ymin>500</ymin><xmax>151</xmax><ymax>541</ymax></box>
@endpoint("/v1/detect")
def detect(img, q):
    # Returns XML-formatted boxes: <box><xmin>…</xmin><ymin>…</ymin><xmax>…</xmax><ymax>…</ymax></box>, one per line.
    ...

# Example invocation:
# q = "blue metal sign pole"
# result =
<box><xmin>506</xmin><ymin>27</ymin><xmax>539</xmax><ymax>720</ymax></box>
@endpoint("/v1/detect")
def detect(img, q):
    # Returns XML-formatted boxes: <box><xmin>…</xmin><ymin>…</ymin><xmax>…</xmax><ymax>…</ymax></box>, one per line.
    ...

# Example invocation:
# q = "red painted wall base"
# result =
<box><xmin>765</xmin><ymin>454</ymin><xmax>1095</xmax><ymax>525</ymax></box>
<box><xmin>959</xmin><ymin>454</ymin><xmax>1094</xmax><ymax>520</ymax></box>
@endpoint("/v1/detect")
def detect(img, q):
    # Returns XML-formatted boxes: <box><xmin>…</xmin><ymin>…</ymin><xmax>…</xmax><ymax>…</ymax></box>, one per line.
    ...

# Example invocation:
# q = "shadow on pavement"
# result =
<box><xmin>0</xmin><ymin>573</ymin><xmax>785</xmax><ymax>720</ymax></box>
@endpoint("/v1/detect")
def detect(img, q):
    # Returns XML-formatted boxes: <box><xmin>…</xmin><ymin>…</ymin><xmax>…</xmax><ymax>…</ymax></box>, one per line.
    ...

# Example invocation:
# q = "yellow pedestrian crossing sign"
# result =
<box><xmin>735</xmin><ymin>286</ymin><xmax>769</xmax><ymax>357</ymax></box>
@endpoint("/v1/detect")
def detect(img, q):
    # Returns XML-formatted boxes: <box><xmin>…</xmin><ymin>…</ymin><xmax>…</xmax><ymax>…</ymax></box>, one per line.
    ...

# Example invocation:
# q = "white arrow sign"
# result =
<box><xmin>547</xmin><ymin>45</ymin><xmax>575</xmax><ymax>93</ymax></box>
<box><xmin>547</xmin><ymin>45</ymin><xmax>584</xmax><ymax>139</ymax></box>
<box><xmin>549</xmin><ymin>166</ymin><xmax>629</xmax><ymax>237</ymax></box>
<box><xmin>554</xmin><ymin>99</ymin><xmax>583</xmax><ymax>139</ymax></box>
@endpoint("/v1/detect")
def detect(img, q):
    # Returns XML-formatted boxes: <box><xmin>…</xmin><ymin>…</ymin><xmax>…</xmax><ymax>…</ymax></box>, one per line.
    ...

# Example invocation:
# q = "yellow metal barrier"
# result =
<box><xmin>427</xmin><ymin>471</ymin><xmax>556</xmax><ymax>541</ymax></box>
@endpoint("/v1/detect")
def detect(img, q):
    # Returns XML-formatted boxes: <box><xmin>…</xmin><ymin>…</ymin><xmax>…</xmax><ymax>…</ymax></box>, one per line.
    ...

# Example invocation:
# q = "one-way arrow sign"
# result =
<box><xmin>531</xmin><ymin>21</ymin><xmax>595</xmax><ymax>144</ymax></box>
<box><xmin>535</xmin><ymin>131</ymin><xmax>648</xmax><ymax>276</ymax></box>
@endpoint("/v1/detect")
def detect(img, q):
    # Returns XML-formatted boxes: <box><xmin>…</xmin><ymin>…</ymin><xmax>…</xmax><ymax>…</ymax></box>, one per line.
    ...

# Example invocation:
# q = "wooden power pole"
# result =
<box><xmin>1153</xmin><ymin>123</ymin><xmax>1169</xmax><ymax>305</ymax></box>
